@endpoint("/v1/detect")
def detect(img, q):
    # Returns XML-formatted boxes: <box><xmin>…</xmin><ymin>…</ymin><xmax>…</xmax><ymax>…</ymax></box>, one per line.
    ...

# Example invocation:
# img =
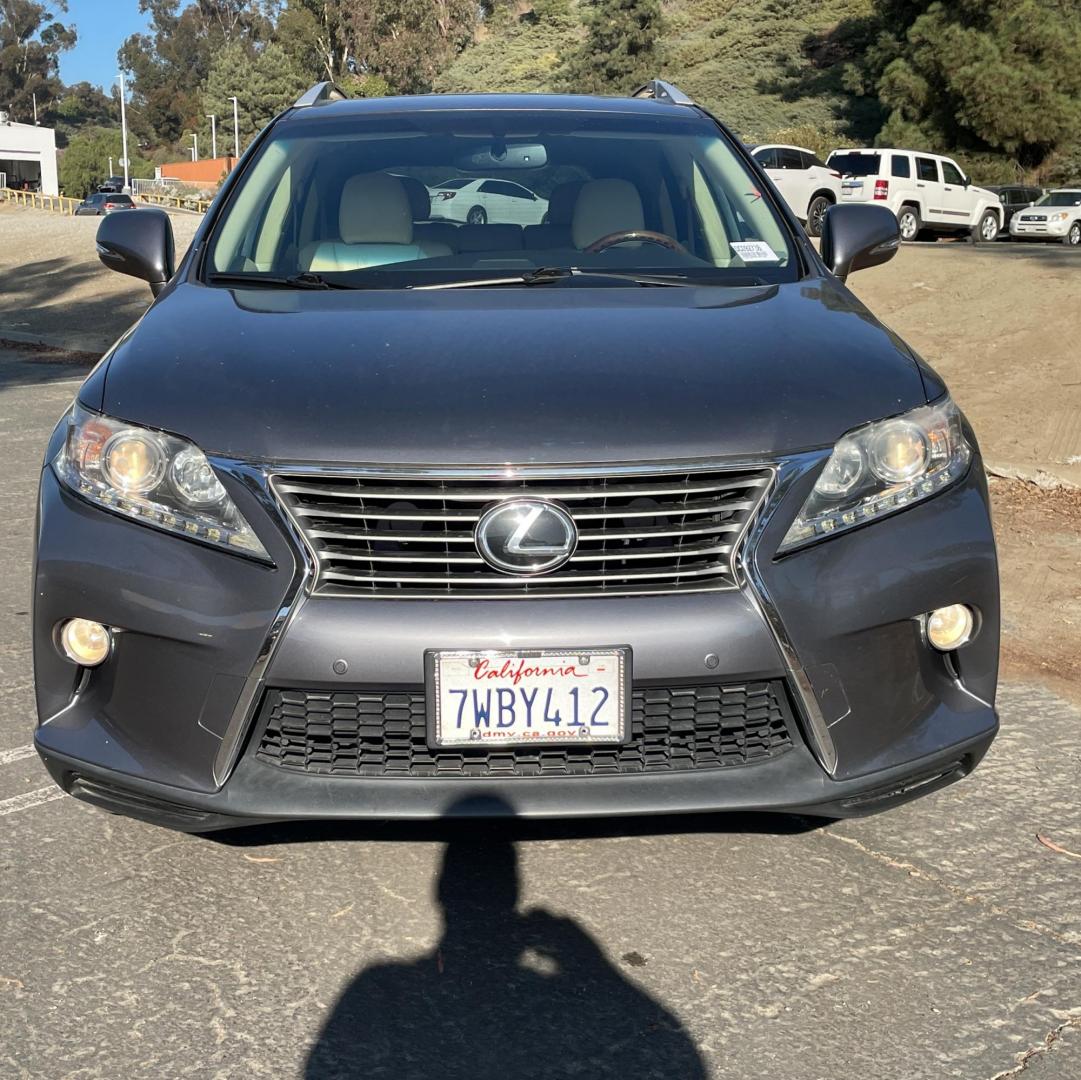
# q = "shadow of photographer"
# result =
<box><xmin>304</xmin><ymin>796</ymin><xmax>707</xmax><ymax>1079</ymax></box>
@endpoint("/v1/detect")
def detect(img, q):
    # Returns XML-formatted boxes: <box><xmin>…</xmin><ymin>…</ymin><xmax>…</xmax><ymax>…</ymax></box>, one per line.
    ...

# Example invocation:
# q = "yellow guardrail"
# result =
<box><xmin>134</xmin><ymin>191</ymin><xmax>212</xmax><ymax>214</ymax></box>
<box><xmin>0</xmin><ymin>187</ymin><xmax>211</xmax><ymax>215</ymax></box>
<box><xmin>1</xmin><ymin>188</ymin><xmax>81</xmax><ymax>215</ymax></box>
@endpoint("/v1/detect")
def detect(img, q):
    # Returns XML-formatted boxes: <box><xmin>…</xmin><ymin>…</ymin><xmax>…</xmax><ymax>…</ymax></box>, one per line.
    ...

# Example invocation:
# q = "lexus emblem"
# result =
<box><xmin>475</xmin><ymin>499</ymin><xmax>578</xmax><ymax>575</ymax></box>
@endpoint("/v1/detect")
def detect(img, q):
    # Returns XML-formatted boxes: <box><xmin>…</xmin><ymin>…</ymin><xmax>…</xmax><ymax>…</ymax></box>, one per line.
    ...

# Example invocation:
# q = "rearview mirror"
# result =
<box><xmin>96</xmin><ymin>207</ymin><xmax>175</xmax><ymax>296</ymax></box>
<box><xmin>819</xmin><ymin>203</ymin><xmax>900</xmax><ymax>282</ymax></box>
<box><xmin>456</xmin><ymin>142</ymin><xmax>548</xmax><ymax>171</ymax></box>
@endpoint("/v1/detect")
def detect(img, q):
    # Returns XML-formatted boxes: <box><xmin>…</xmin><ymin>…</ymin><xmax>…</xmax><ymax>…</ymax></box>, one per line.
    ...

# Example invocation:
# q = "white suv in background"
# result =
<box><xmin>751</xmin><ymin>144</ymin><xmax>842</xmax><ymax>237</ymax></box>
<box><xmin>1009</xmin><ymin>189</ymin><xmax>1081</xmax><ymax>246</ymax></box>
<box><xmin>827</xmin><ymin>148</ymin><xmax>1003</xmax><ymax>243</ymax></box>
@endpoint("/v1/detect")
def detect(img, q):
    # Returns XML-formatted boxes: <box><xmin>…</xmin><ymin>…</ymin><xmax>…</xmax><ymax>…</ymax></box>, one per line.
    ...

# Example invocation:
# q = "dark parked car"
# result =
<box><xmin>97</xmin><ymin>176</ymin><xmax>127</xmax><ymax>193</ymax></box>
<box><xmin>74</xmin><ymin>192</ymin><xmax>136</xmax><ymax>216</ymax></box>
<box><xmin>986</xmin><ymin>185</ymin><xmax>1044</xmax><ymax>231</ymax></box>
<box><xmin>34</xmin><ymin>81</ymin><xmax>999</xmax><ymax>832</ymax></box>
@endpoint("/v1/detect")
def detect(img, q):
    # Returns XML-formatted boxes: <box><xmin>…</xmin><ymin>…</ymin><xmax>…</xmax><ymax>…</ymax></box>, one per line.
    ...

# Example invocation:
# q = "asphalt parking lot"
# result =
<box><xmin>1</xmin><ymin>345</ymin><xmax>1080</xmax><ymax>1078</ymax></box>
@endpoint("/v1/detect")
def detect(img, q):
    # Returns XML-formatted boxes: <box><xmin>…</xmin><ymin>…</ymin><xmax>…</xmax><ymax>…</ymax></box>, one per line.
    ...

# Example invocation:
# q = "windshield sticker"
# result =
<box><xmin>731</xmin><ymin>241</ymin><xmax>780</xmax><ymax>263</ymax></box>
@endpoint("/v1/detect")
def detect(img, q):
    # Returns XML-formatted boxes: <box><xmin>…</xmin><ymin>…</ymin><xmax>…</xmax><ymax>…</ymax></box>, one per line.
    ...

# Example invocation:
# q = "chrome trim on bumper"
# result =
<box><xmin>739</xmin><ymin>461</ymin><xmax>839</xmax><ymax>776</ymax></box>
<box><xmin>211</xmin><ymin>462</ymin><xmax>314</xmax><ymax>787</ymax></box>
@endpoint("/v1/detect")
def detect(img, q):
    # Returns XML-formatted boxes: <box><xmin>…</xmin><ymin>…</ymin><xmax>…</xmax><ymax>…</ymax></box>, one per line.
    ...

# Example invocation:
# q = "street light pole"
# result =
<box><xmin>190</xmin><ymin>133</ymin><xmax>198</xmax><ymax>161</ymax></box>
<box><xmin>116</xmin><ymin>72</ymin><xmax>130</xmax><ymax>192</ymax></box>
<box><xmin>228</xmin><ymin>96</ymin><xmax>240</xmax><ymax>161</ymax></box>
<box><xmin>206</xmin><ymin>114</ymin><xmax>217</xmax><ymax>159</ymax></box>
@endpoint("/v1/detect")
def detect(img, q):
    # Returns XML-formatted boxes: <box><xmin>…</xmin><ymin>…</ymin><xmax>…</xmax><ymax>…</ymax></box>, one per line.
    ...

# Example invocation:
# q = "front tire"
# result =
<box><xmin>1063</xmin><ymin>221</ymin><xmax>1081</xmax><ymax>246</ymax></box>
<box><xmin>897</xmin><ymin>205</ymin><xmax>921</xmax><ymax>242</ymax></box>
<box><xmin>466</xmin><ymin>205</ymin><xmax>487</xmax><ymax>226</ymax></box>
<box><xmin>806</xmin><ymin>195</ymin><xmax>832</xmax><ymax>238</ymax></box>
<box><xmin>972</xmin><ymin>209</ymin><xmax>1000</xmax><ymax>244</ymax></box>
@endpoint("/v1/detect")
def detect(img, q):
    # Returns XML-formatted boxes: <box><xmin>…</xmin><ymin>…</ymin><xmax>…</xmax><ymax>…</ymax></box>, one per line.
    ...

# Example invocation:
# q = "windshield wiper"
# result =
<box><xmin>409</xmin><ymin>267</ymin><xmax>715</xmax><ymax>291</ymax></box>
<box><xmin>206</xmin><ymin>271</ymin><xmax>359</xmax><ymax>290</ymax></box>
<box><xmin>410</xmin><ymin>266</ymin><xmax>572</xmax><ymax>290</ymax></box>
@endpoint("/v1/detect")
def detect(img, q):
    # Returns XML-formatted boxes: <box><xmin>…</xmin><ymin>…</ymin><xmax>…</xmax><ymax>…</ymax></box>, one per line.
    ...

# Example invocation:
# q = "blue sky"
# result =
<box><xmin>57</xmin><ymin>1</ymin><xmax>152</xmax><ymax>91</ymax></box>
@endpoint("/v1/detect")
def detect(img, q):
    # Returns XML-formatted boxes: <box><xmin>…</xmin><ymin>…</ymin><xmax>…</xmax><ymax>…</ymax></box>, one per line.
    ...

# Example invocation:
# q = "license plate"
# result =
<box><xmin>427</xmin><ymin>647</ymin><xmax>629</xmax><ymax>747</ymax></box>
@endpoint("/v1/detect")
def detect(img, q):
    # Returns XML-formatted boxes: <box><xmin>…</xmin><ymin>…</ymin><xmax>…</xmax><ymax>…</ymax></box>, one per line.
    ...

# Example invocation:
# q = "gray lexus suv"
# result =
<box><xmin>33</xmin><ymin>81</ymin><xmax>999</xmax><ymax>831</ymax></box>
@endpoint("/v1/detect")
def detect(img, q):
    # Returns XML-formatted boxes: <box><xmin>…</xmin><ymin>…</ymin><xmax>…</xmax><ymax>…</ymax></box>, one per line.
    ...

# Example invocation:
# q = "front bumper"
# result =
<box><xmin>33</xmin><ymin>448</ymin><xmax>1000</xmax><ymax>831</ymax></box>
<box><xmin>1010</xmin><ymin>221</ymin><xmax>1070</xmax><ymax>239</ymax></box>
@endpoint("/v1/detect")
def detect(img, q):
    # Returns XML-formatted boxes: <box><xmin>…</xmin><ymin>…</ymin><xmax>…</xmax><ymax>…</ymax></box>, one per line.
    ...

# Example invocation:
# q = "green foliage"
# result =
<box><xmin>349</xmin><ymin>0</ymin><xmax>479</xmax><ymax>94</ymax></box>
<box><xmin>0</xmin><ymin>0</ymin><xmax>76</xmax><ymax>123</ymax></box>
<box><xmin>665</xmin><ymin>0</ymin><xmax>877</xmax><ymax>140</ymax></box>
<box><xmin>275</xmin><ymin>1</ymin><xmax>328</xmax><ymax>78</ymax></box>
<box><xmin>439</xmin><ymin>1</ymin><xmax>877</xmax><ymax>137</ymax></box>
<box><xmin>46</xmin><ymin>81</ymin><xmax>116</xmax><ymax>147</ymax></box>
<box><xmin>758</xmin><ymin>123</ymin><xmax>842</xmax><ymax>162</ymax></box>
<box><xmin>119</xmin><ymin>0</ymin><xmax>275</xmax><ymax>145</ymax></box>
<box><xmin>57</xmin><ymin>127</ymin><xmax>153</xmax><ymax>197</ymax></box>
<box><xmin>557</xmin><ymin>0</ymin><xmax>664</xmax><ymax>94</ymax></box>
<box><xmin>343</xmin><ymin>72</ymin><xmax>392</xmax><ymax>99</ymax></box>
<box><xmin>201</xmin><ymin>41</ymin><xmax>312</xmax><ymax>152</ymax></box>
<box><xmin>838</xmin><ymin>0</ymin><xmax>1081</xmax><ymax>167</ymax></box>
<box><xmin>435</xmin><ymin>0</ymin><xmax>577</xmax><ymax>94</ymax></box>
<box><xmin>1041</xmin><ymin>136</ymin><xmax>1081</xmax><ymax>187</ymax></box>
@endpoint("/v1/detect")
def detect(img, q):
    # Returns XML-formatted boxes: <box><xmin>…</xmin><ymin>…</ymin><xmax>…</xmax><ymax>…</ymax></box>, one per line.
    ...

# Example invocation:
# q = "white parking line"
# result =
<box><xmin>0</xmin><ymin>787</ymin><xmax>66</xmax><ymax>816</ymax></box>
<box><xmin>0</xmin><ymin>744</ymin><xmax>36</xmax><ymax>766</ymax></box>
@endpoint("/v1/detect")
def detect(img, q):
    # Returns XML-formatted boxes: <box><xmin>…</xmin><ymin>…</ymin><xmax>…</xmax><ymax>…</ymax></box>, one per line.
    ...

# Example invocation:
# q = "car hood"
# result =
<box><xmin>89</xmin><ymin>277</ymin><xmax>929</xmax><ymax>466</ymax></box>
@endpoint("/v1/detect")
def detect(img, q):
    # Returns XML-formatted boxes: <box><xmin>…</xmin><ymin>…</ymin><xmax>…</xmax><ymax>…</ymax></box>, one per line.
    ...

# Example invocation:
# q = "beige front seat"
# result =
<box><xmin>571</xmin><ymin>179</ymin><xmax>645</xmax><ymax>250</ymax></box>
<box><xmin>304</xmin><ymin>173</ymin><xmax>451</xmax><ymax>271</ymax></box>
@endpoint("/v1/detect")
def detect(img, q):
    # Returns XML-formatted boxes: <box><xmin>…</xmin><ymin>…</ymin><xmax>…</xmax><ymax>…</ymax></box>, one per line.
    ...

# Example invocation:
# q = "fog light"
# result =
<box><xmin>926</xmin><ymin>605</ymin><xmax>974</xmax><ymax>651</ymax></box>
<box><xmin>58</xmin><ymin>618</ymin><xmax>112</xmax><ymax>666</ymax></box>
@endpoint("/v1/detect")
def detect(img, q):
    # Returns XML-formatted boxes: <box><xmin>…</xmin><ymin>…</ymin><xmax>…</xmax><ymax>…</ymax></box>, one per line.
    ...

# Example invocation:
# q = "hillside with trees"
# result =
<box><xmin>2</xmin><ymin>0</ymin><xmax>1078</xmax><ymax>195</ymax></box>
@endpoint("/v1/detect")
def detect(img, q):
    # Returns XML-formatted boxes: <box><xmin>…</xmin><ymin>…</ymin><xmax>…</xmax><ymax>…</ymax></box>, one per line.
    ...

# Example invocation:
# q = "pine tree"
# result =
<box><xmin>558</xmin><ymin>0</ymin><xmax>664</xmax><ymax>95</ymax></box>
<box><xmin>201</xmin><ymin>41</ymin><xmax>311</xmax><ymax>153</ymax></box>
<box><xmin>846</xmin><ymin>0</ymin><xmax>1081</xmax><ymax>166</ymax></box>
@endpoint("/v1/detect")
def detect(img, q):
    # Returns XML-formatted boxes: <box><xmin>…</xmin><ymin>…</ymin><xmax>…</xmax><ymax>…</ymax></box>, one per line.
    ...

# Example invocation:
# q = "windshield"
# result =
<box><xmin>1036</xmin><ymin>191</ymin><xmax>1081</xmax><ymax>207</ymax></box>
<box><xmin>205</xmin><ymin>107</ymin><xmax>798</xmax><ymax>288</ymax></box>
<box><xmin>828</xmin><ymin>152</ymin><xmax>882</xmax><ymax>177</ymax></box>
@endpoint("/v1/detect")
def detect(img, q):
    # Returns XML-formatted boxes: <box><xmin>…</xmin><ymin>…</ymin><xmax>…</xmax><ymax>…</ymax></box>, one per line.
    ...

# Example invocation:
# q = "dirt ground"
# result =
<box><xmin>850</xmin><ymin>242</ymin><xmax>1081</xmax><ymax>489</ymax></box>
<box><xmin>1</xmin><ymin>202</ymin><xmax>1079</xmax><ymax>701</ymax></box>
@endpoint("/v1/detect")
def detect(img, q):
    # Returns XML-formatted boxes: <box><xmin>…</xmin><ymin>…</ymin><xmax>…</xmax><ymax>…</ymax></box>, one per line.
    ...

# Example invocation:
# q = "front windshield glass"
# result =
<box><xmin>206</xmin><ymin>107</ymin><xmax>798</xmax><ymax>287</ymax></box>
<box><xmin>1036</xmin><ymin>191</ymin><xmax>1081</xmax><ymax>207</ymax></box>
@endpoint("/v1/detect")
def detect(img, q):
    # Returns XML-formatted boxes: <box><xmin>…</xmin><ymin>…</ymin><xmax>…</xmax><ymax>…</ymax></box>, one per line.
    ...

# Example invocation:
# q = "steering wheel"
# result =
<box><xmin>584</xmin><ymin>230</ymin><xmax>690</xmax><ymax>255</ymax></box>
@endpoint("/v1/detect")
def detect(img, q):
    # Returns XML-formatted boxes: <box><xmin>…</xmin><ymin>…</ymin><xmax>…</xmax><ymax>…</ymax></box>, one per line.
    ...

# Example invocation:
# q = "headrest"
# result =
<box><xmin>572</xmin><ymin>179</ymin><xmax>645</xmax><ymax>249</ymax></box>
<box><xmin>396</xmin><ymin>174</ymin><xmax>432</xmax><ymax>221</ymax></box>
<box><xmin>339</xmin><ymin>173</ymin><xmax>413</xmax><ymax>244</ymax></box>
<box><xmin>546</xmin><ymin>181</ymin><xmax>584</xmax><ymax>226</ymax></box>
<box><xmin>455</xmin><ymin>224</ymin><xmax>524</xmax><ymax>252</ymax></box>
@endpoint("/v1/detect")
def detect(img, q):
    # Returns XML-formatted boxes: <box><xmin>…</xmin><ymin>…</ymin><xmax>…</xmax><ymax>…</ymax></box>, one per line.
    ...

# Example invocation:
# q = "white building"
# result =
<box><xmin>0</xmin><ymin>117</ymin><xmax>59</xmax><ymax>196</ymax></box>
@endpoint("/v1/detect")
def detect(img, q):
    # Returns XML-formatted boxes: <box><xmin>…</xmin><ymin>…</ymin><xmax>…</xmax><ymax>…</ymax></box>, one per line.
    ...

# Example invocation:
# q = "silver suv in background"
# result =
<box><xmin>1009</xmin><ymin>189</ymin><xmax>1081</xmax><ymax>246</ymax></box>
<box><xmin>828</xmin><ymin>148</ymin><xmax>1002</xmax><ymax>243</ymax></box>
<box><xmin>751</xmin><ymin>144</ymin><xmax>841</xmax><ymax>237</ymax></box>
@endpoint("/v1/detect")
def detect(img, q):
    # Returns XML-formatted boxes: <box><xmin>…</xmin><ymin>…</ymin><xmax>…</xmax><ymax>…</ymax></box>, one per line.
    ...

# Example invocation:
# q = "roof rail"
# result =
<box><xmin>293</xmin><ymin>82</ymin><xmax>349</xmax><ymax>108</ymax></box>
<box><xmin>632</xmin><ymin>80</ymin><xmax>695</xmax><ymax>107</ymax></box>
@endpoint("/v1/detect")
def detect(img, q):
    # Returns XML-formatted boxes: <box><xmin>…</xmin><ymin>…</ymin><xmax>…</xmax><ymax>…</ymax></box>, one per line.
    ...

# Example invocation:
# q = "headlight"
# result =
<box><xmin>1050</xmin><ymin>211</ymin><xmax>1069</xmax><ymax>221</ymax></box>
<box><xmin>54</xmin><ymin>405</ymin><xmax>269</xmax><ymax>560</ymax></box>
<box><xmin>780</xmin><ymin>398</ymin><xmax>972</xmax><ymax>552</ymax></box>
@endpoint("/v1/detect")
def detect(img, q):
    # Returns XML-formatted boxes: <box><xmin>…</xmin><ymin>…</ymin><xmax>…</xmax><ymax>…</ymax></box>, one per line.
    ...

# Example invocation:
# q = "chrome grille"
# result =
<box><xmin>272</xmin><ymin>464</ymin><xmax>772</xmax><ymax>598</ymax></box>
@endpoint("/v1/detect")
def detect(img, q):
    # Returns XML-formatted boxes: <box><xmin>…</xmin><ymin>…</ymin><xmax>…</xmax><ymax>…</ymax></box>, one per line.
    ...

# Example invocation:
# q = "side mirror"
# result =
<box><xmin>95</xmin><ymin>207</ymin><xmax>175</xmax><ymax>297</ymax></box>
<box><xmin>819</xmin><ymin>203</ymin><xmax>900</xmax><ymax>283</ymax></box>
